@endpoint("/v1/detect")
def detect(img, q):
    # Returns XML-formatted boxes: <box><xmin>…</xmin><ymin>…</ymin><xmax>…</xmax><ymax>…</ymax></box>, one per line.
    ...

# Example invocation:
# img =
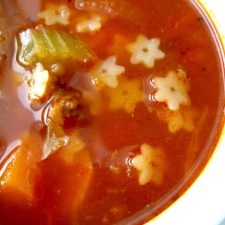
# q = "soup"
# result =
<box><xmin>0</xmin><ymin>0</ymin><xmax>223</xmax><ymax>225</ymax></box>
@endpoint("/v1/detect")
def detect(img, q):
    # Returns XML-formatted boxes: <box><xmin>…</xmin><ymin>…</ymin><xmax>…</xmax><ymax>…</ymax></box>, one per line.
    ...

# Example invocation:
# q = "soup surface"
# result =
<box><xmin>0</xmin><ymin>0</ymin><xmax>222</xmax><ymax>225</ymax></box>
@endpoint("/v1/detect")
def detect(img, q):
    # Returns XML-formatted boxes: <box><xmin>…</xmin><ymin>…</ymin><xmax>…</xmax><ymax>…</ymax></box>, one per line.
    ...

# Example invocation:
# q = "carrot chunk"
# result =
<box><xmin>0</xmin><ymin>131</ymin><xmax>42</xmax><ymax>201</ymax></box>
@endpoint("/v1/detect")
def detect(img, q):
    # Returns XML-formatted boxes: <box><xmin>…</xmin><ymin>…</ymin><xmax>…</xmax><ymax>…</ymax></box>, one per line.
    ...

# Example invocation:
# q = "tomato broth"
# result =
<box><xmin>0</xmin><ymin>0</ymin><xmax>224</xmax><ymax>225</ymax></box>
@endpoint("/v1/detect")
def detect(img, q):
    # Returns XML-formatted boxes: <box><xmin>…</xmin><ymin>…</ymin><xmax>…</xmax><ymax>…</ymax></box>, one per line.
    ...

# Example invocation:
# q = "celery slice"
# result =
<box><xmin>17</xmin><ymin>25</ymin><xmax>94</xmax><ymax>67</ymax></box>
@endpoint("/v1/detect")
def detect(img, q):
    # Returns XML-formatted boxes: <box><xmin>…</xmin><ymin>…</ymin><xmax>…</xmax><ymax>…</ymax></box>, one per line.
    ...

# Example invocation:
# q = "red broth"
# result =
<box><xmin>0</xmin><ymin>0</ymin><xmax>224</xmax><ymax>225</ymax></box>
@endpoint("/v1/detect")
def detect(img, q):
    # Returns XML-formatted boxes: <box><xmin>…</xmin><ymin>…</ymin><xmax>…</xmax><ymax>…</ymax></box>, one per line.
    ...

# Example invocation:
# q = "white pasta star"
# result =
<box><xmin>91</xmin><ymin>56</ymin><xmax>125</xmax><ymax>89</ymax></box>
<box><xmin>76</xmin><ymin>15</ymin><xmax>103</xmax><ymax>33</ymax></box>
<box><xmin>153</xmin><ymin>69</ymin><xmax>190</xmax><ymax>111</ymax></box>
<box><xmin>160</xmin><ymin>108</ymin><xmax>196</xmax><ymax>133</ymax></box>
<box><xmin>105</xmin><ymin>77</ymin><xmax>143</xmax><ymax>114</ymax></box>
<box><xmin>126</xmin><ymin>35</ymin><xmax>165</xmax><ymax>68</ymax></box>
<box><xmin>38</xmin><ymin>5</ymin><xmax>70</xmax><ymax>26</ymax></box>
<box><xmin>131</xmin><ymin>143</ymin><xmax>164</xmax><ymax>186</ymax></box>
<box><xmin>29</xmin><ymin>63</ymin><xmax>49</xmax><ymax>101</ymax></box>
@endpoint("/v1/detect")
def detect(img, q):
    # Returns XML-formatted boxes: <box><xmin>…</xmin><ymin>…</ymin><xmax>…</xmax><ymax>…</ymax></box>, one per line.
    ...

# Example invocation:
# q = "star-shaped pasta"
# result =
<box><xmin>105</xmin><ymin>78</ymin><xmax>143</xmax><ymax>114</ymax></box>
<box><xmin>91</xmin><ymin>56</ymin><xmax>125</xmax><ymax>89</ymax></box>
<box><xmin>29</xmin><ymin>63</ymin><xmax>50</xmax><ymax>101</ymax></box>
<box><xmin>76</xmin><ymin>15</ymin><xmax>103</xmax><ymax>33</ymax></box>
<box><xmin>131</xmin><ymin>143</ymin><xmax>165</xmax><ymax>186</ymax></box>
<box><xmin>153</xmin><ymin>69</ymin><xmax>190</xmax><ymax>111</ymax></box>
<box><xmin>38</xmin><ymin>5</ymin><xmax>70</xmax><ymax>26</ymax></box>
<box><xmin>160</xmin><ymin>108</ymin><xmax>197</xmax><ymax>133</ymax></box>
<box><xmin>126</xmin><ymin>35</ymin><xmax>165</xmax><ymax>68</ymax></box>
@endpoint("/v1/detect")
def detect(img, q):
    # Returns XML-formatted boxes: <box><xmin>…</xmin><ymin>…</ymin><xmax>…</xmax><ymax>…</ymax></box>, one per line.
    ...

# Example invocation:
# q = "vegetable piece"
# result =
<box><xmin>43</xmin><ymin>130</ymin><xmax>70</xmax><ymax>160</ymax></box>
<box><xmin>68</xmin><ymin>149</ymin><xmax>93</xmax><ymax>212</ymax></box>
<box><xmin>43</xmin><ymin>88</ymin><xmax>90</xmax><ymax>159</ymax></box>
<box><xmin>0</xmin><ymin>130</ymin><xmax>42</xmax><ymax>201</ymax></box>
<box><xmin>17</xmin><ymin>25</ymin><xmax>94</xmax><ymax>67</ymax></box>
<box><xmin>40</xmin><ymin>148</ymin><xmax>93</xmax><ymax>220</ymax></box>
<box><xmin>47</xmin><ymin>88</ymin><xmax>88</xmax><ymax>135</ymax></box>
<box><xmin>131</xmin><ymin>143</ymin><xmax>165</xmax><ymax>186</ymax></box>
<box><xmin>59</xmin><ymin>131</ymin><xmax>86</xmax><ymax>165</ymax></box>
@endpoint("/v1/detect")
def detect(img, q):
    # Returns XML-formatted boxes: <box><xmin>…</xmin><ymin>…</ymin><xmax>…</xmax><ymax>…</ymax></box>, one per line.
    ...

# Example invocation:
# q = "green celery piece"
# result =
<box><xmin>17</xmin><ymin>25</ymin><xmax>94</xmax><ymax>66</ymax></box>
